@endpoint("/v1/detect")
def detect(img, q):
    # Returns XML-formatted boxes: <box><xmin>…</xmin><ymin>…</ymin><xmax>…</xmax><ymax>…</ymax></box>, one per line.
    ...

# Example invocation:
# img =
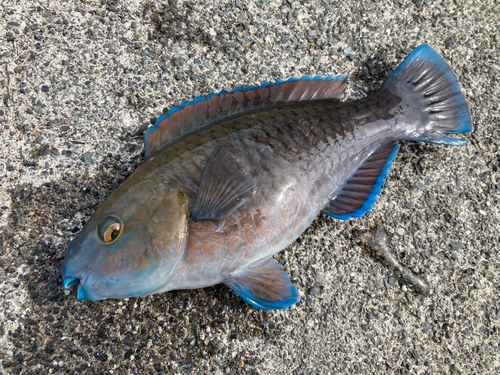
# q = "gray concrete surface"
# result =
<box><xmin>0</xmin><ymin>0</ymin><xmax>499</xmax><ymax>374</ymax></box>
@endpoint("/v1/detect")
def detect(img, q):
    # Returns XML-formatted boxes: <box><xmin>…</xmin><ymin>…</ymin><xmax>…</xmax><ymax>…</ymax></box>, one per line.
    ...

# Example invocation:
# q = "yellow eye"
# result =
<box><xmin>103</xmin><ymin>223</ymin><xmax>122</xmax><ymax>243</ymax></box>
<box><xmin>97</xmin><ymin>216</ymin><xmax>123</xmax><ymax>244</ymax></box>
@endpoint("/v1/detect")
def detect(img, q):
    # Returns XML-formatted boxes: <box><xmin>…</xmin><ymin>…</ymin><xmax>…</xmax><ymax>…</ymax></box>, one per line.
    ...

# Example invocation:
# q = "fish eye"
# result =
<box><xmin>97</xmin><ymin>217</ymin><xmax>123</xmax><ymax>244</ymax></box>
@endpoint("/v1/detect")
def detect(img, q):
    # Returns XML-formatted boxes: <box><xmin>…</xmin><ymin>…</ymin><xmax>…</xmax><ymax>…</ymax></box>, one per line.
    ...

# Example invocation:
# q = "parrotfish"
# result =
<box><xmin>62</xmin><ymin>44</ymin><xmax>472</xmax><ymax>310</ymax></box>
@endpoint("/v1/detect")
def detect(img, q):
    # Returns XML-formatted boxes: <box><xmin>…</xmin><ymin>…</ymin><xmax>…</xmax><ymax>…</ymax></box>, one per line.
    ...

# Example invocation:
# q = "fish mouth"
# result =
<box><xmin>63</xmin><ymin>277</ymin><xmax>79</xmax><ymax>288</ymax></box>
<box><xmin>77</xmin><ymin>285</ymin><xmax>87</xmax><ymax>300</ymax></box>
<box><xmin>63</xmin><ymin>277</ymin><xmax>88</xmax><ymax>300</ymax></box>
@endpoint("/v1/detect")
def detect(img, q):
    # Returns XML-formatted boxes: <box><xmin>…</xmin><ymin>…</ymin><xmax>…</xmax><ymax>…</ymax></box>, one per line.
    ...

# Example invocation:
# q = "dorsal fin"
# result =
<box><xmin>144</xmin><ymin>75</ymin><xmax>348</xmax><ymax>157</ymax></box>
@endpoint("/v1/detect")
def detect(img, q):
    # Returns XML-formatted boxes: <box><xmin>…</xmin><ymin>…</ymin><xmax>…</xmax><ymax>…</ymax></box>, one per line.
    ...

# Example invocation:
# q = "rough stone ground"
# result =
<box><xmin>0</xmin><ymin>0</ymin><xmax>499</xmax><ymax>374</ymax></box>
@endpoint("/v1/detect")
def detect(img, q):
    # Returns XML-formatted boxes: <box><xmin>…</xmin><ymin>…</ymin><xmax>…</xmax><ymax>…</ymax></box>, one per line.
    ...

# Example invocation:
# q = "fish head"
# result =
<box><xmin>62</xmin><ymin>179</ymin><xmax>188</xmax><ymax>301</ymax></box>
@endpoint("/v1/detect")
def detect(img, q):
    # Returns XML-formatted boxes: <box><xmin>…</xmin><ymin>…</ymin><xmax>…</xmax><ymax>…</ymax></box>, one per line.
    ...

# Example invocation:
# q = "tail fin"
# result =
<box><xmin>383</xmin><ymin>44</ymin><xmax>472</xmax><ymax>145</ymax></box>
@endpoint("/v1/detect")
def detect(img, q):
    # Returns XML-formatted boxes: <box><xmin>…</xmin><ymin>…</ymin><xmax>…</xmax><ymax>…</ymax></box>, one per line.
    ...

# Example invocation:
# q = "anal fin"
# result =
<box><xmin>191</xmin><ymin>145</ymin><xmax>257</xmax><ymax>226</ymax></box>
<box><xmin>323</xmin><ymin>142</ymin><xmax>400</xmax><ymax>220</ymax></box>
<box><xmin>225</xmin><ymin>257</ymin><xmax>300</xmax><ymax>310</ymax></box>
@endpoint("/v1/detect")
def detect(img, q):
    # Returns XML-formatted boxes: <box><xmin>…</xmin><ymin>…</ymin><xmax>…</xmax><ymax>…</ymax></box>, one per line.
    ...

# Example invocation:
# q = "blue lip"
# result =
<box><xmin>77</xmin><ymin>285</ymin><xmax>87</xmax><ymax>300</ymax></box>
<box><xmin>63</xmin><ymin>277</ymin><xmax>79</xmax><ymax>288</ymax></box>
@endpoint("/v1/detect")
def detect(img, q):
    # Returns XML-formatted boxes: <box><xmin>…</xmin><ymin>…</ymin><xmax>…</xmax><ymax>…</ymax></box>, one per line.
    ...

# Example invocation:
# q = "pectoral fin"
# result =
<box><xmin>225</xmin><ymin>257</ymin><xmax>300</xmax><ymax>310</ymax></box>
<box><xmin>191</xmin><ymin>145</ymin><xmax>257</xmax><ymax>225</ymax></box>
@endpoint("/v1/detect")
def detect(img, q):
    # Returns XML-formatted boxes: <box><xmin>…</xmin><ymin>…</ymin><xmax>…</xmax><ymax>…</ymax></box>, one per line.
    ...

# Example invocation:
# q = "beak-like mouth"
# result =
<box><xmin>77</xmin><ymin>285</ymin><xmax>87</xmax><ymax>300</ymax></box>
<box><xmin>63</xmin><ymin>277</ymin><xmax>88</xmax><ymax>300</ymax></box>
<box><xmin>63</xmin><ymin>277</ymin><xmax>79</xmax><ymax>288</ymax></box>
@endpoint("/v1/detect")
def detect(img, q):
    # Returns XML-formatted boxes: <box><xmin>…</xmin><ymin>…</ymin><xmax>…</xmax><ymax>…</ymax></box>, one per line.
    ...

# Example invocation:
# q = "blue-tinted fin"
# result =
<box><xmin>382</xmin><ymin>44</ymin><xmax>472</xmax><ymax>144</ymax></box>
<box><xmin>225</xmin><ymin>257</ymin><xmax>300</xmax><ymax>310</ymax></box>
<box><xmin>323</xmin><ymin>142</ymin><xmax>400</xmax><ymax>220</ymax></box>
<box><xmin>144</xmin><ymin>75</ymin><xmax>348</xmax><ymax>157</ymax></box>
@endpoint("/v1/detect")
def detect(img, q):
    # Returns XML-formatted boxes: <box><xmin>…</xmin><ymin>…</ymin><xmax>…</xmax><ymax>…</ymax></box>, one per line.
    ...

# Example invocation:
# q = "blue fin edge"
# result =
<box><xmin>324</xmin><ymin>143</ymin><xmax>400</xmax><ymax>220</ymax></box>
<box><xmin>384</xmin><ymin>44</ymin><xmax>472</xmax><ymax>135</ymax></box>
<box><xmin>144</xmin><ymin>74</ymin><xmax>349</xmax><ymax>153</ymax></box>
<box><xmin>228</xmin><ymin>282</ymin><xmax>300</xmax><ymax>310</ymax></box>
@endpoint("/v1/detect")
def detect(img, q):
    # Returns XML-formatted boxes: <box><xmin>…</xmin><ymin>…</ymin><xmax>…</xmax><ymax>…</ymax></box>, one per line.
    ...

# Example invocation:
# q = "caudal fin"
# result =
<box><xmin>382</xmin><ymin>44</ymin><xmax>472</xmax><ymax>145</ymax></box>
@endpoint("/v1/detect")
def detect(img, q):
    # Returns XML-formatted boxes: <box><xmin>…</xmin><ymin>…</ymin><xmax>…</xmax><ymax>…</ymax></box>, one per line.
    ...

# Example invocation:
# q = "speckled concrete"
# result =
<box><xmin>0</xmin><ymin>0</ymin><xmax>499</xmax><ymax>374</ymax></box>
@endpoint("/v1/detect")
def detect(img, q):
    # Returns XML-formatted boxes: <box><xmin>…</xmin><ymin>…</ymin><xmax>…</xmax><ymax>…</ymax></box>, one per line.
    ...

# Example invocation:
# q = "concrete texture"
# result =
<box><xmin>0</xmin><ymin>0</ymin><xmax>499</xmax><ymax>374</ymax></box>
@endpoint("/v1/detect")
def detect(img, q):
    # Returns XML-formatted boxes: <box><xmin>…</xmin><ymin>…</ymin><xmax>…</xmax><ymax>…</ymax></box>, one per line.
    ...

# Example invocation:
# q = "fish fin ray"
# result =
<box><xmin>382</xmin><ymin>44</ymin><xmax>472</xmax><ymax>145</ymax></box>
<box><xmin>191</xmin><ymin>145</ymin><xmax>256</xmax><ymax>224</ymax></box>
<box><xmin>323</xmin><ymin>142</ymin><xmax>399</xmax><ymax>220</ymax></box>
<box><xmin>225</xmin><ymin>257</ymin><xmax>300</xmax><ymax>310</ymax></box>
<box><xmin>144</xmin><ymin>75</ymin><xmax>348</xmax><ymax>157</ymax></box>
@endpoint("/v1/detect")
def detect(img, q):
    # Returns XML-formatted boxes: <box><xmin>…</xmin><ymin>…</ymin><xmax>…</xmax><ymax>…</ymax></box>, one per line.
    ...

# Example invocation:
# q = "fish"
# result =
<box><xmin>62</xmin><ymin>44</ymin><xmax>472</xmax><ymax>310</ymax></box>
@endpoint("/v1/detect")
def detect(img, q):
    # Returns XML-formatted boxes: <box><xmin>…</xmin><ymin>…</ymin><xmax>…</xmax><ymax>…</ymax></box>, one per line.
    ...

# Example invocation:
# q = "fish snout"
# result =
<box><xmin>77</xmin><ymin>284</ymin><xmax>87</xmax><ymax>300</ymax></box>
<box><xmin>63</xmin><ymin>276</ymin><xmax>79</xmax><ymax>288</ymax></box>
<box><xmin>62</xmin><ymin>267</ymin><xmax>98</xmax><ymax>301</ymax></box>
<box><xmin>62</xmin><ymin>277</ymin><xmax>90</xmax><ymax>300</ymax></box>
<box><xmin>64</xmin><ymin>280</ymin><xmax>97</xmax><ymax>301</ymax></box>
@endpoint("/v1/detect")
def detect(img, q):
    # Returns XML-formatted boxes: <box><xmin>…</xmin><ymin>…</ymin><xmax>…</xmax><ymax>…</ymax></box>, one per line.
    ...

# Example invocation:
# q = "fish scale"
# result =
<box><xmin>62</xmin><ymin>45</ymin><xmax>472</xmax><ymax>309</ymax></box>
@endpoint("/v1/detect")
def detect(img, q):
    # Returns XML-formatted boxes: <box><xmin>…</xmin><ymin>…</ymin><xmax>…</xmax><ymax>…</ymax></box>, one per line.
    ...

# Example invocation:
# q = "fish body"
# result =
<box><xmin>62</xmin><ymin>44</ymin><xmax>472</xmax><ymax>309</ymax></box>
<box><xmin>155</xmin><ymin>93</ymin><xmax>404</xmax><ymax>289</ymax></box>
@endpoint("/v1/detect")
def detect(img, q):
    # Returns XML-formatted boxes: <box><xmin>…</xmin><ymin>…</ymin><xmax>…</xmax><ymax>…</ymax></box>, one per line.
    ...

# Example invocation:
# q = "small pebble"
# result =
<box><xmin>422</xmin><ymin>323</ymin><xmax>433</xmax><ymax>333</ymax></box>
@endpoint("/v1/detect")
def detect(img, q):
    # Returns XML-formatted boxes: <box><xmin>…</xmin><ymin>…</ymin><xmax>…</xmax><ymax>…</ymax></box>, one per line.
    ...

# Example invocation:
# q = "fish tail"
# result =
<box><xmin>382</xmin><ymin>44</ymin><xmax>472</xmax><ymax>145</ymax></box>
